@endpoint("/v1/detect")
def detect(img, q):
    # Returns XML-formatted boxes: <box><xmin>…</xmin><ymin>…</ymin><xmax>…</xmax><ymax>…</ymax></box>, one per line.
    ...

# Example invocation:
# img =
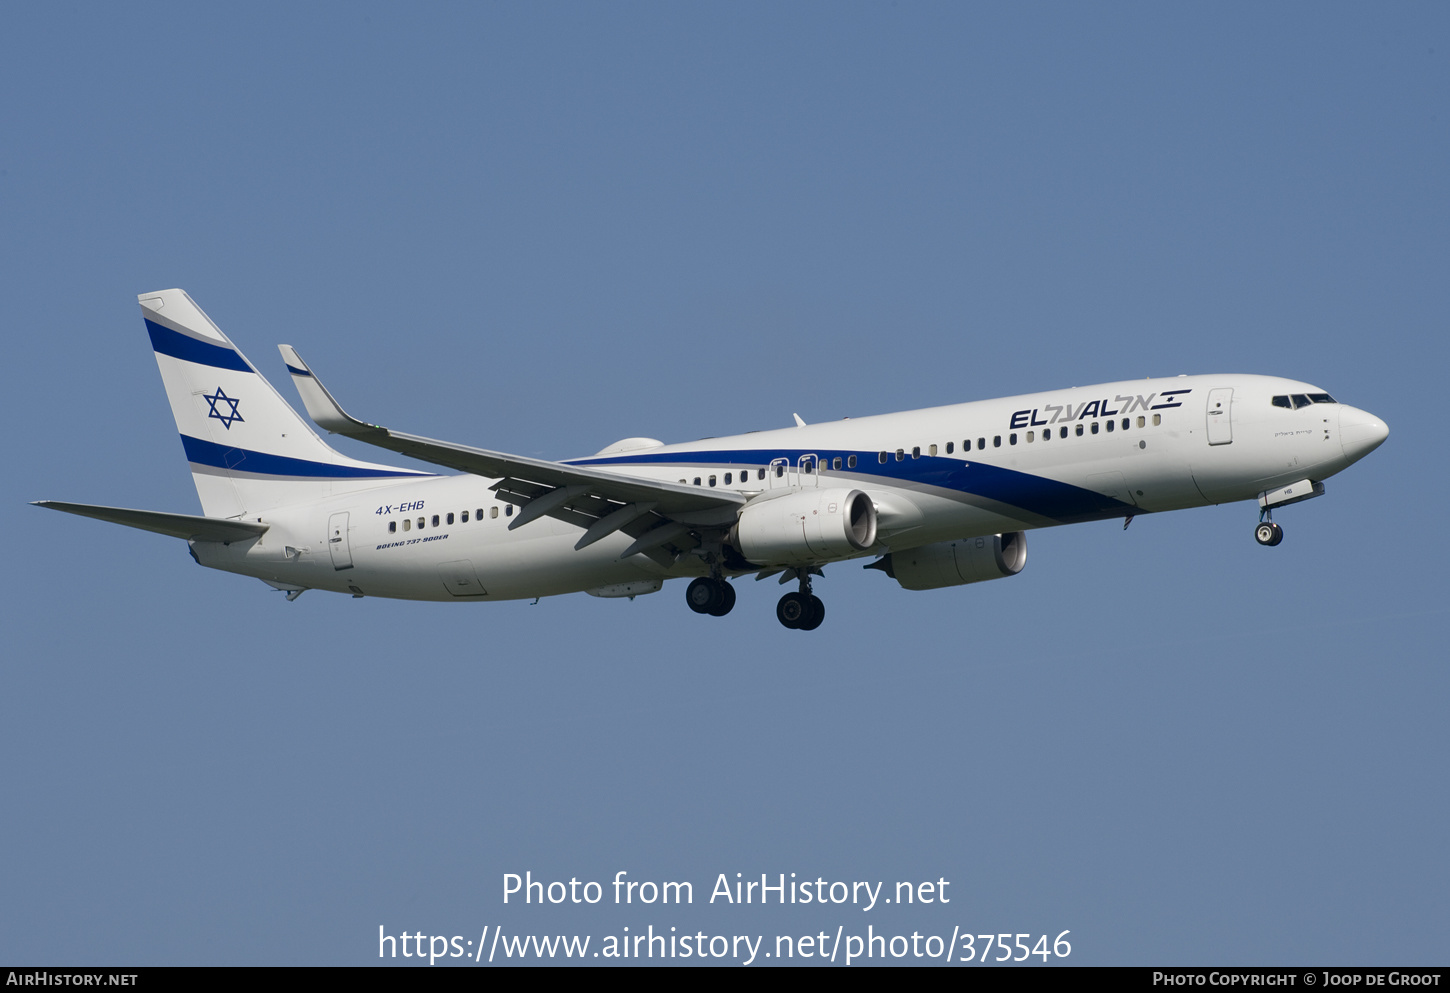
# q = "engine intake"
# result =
<box><xmin>869</xmin><ymin>532</ymin><xmax>1027</xmax><ymax>590</ymax></box>
<box><xmin>733</xmin><ymin>488</ymin><xmax>877</xmax><ymax>567</ymax></box>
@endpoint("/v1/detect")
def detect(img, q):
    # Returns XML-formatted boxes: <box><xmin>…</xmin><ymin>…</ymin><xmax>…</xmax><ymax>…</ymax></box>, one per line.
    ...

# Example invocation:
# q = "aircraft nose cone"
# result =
<box><xmin>1339</xmin><ymin>405</ymin><xmax>1389</xmax><ymax>463</ymax></box>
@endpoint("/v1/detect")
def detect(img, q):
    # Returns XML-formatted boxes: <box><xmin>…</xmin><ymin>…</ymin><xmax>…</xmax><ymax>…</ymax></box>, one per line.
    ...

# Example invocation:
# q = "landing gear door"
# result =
<box><xmin>1206</xmin><ymin>388</ymin><xmax>1234</xmax><ymax>446</ymax></box>
<box><xmin>328</xmin><ymin>512</ymin><xmax>354</xmax><ymax>570</ymax></box>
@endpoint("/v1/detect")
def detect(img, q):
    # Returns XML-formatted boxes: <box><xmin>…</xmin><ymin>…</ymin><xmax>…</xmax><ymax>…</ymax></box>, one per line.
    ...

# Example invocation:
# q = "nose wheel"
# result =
<box><xmin>685</xmin><ymin>577</ymin><xmax>736</xmax><ymax>616</ymax></box>
<box><xmin>1255</xmin><ymin>521</ymin><xmax>1283</xmax><ymax>546</ymax></box>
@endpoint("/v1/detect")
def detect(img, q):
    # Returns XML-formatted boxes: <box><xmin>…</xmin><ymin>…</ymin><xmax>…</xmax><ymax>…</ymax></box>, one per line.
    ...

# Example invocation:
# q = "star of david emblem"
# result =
<box><xmin>203</xmin><ymin>387</ymin><xmax>244</xmax><ymax>429</ymax></box>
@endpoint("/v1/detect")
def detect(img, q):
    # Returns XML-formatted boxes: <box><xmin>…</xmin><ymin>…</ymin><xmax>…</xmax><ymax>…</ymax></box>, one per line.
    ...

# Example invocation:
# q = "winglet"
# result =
<box><xmin>278</xmin><ymin>345</ymin><xmax>382</xmax><ymax>437</ymax></box>
<box><xmin>792</xmin><ymin>413</ymin><xmax>807</xmax><ymax>428</ymax></box>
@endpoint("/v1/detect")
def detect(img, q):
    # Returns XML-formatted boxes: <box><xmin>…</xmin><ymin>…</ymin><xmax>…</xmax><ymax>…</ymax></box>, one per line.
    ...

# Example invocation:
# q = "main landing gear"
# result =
<box><xmin>685</xmin><ymin>576</ymin><xmax>736</xmax><ymax>616</ymax></box>
<box><xmin>1255</xmin><ymin>508</ymin><xmax>1284</xmax><ymax>546</ymax></box>
<box><xmin>776</xmin><ymin>573</ymin><xmax>824</xmax><ymax>631</ymax></box>
<box><xmin>684</xmin><ymin>569</ymin><xmax>826</xmax><ymax>630</ymax></box>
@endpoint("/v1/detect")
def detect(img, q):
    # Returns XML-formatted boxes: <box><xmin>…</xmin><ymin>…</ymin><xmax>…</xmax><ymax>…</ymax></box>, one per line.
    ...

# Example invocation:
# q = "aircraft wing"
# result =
<box><xmin>32</xmin><ymin>501</ymin><xmax>270</xmax><ymax>542</ymax></box>
<box><xmin>279</xmin><ymin>346</ymin><xmax>743</xmax><ymax>558</ymax></box>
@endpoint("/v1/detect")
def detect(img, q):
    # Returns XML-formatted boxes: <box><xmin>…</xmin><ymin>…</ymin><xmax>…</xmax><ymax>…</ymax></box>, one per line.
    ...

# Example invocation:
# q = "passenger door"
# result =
<box><xmin>1206</xmin><ymin>388</ymin><xmax>1234</xmax><ymax>445</ymax></box>
<box><xmin>327</xmin><ymin>512</ymin><xmax>353</xmax><ymax>570</ymax></box>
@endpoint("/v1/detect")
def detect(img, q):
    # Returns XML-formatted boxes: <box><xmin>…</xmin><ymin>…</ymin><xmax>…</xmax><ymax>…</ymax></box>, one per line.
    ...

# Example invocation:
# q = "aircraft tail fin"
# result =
<box><xmin>140</xmin><ymin>289</ymin><xmax>432</xmax><ymax>518</ymax></box>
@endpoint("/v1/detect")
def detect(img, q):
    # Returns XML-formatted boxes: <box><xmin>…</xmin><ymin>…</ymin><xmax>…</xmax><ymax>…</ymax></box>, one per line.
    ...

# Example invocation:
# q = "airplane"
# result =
<box><xmin>35</xmin><ymin>289</ymin><xmax>1390</xmax><ymax>630</ymax></box>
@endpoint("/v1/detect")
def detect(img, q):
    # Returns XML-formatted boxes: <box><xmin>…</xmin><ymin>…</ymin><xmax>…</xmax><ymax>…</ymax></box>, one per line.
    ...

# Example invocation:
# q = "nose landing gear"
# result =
<box><xmin>1255</xmin><ymin>509</ymin><xmax>1284</xmax><ymax>546</ymax></box>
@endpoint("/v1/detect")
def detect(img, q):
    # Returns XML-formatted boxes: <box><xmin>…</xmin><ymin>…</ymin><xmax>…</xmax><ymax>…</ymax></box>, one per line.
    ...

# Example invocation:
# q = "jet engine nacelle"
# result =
<box><xmin>733</xmin><ymin>487</ymin><xmax>878</xmax><ymax>567</ymax></box>
<box><xmin>871</xmin><ymin>532</ymin><xmax>1028</xmax><ymax>591</ymax></box>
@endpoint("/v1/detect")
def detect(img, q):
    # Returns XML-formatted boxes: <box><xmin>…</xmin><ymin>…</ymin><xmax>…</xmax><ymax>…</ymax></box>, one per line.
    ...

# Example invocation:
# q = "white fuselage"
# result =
<box><xmin>191</xmin><ymin>374</ymin><xmax>1382</xmax><ymax>602</ymax></box>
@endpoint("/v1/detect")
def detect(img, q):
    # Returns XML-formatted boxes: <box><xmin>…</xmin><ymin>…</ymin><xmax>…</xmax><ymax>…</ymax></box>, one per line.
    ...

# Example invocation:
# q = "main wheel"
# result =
<box><xmin>1255</xmin><ymin>522</ymin><xmax>1283</xmax><ymax>546</ymax></box>
<box><xmin>777</xmin><ymin>591</ymin><xmax>809</xmax><ymax>629</ymax></box>
<box><xmin>686</xmin><ymin>577</ymin><xmax>720</xmax><ymax>614</ymax></box>
<box><xmin>707</xmin><ymin>581</ymin><xmax>736</xmax><ymax>616</ymax></box>
<box><xmin>798</xmin><ymin>595</ymin><xmax>825</xmax><ymax>631</ymax></box>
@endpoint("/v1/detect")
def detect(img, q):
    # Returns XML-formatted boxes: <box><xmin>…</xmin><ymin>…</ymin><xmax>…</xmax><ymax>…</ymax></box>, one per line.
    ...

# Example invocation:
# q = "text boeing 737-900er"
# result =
<box><xmin>35</xmin><ymin>289</ymin><xmax>1389</xmax><ymax>630</ymax></box>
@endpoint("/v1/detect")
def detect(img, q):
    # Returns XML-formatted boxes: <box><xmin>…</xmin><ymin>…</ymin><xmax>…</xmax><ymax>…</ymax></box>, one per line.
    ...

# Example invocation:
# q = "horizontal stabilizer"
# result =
<box><xmin>32</xmin><ymin>501</ymin><xmax>269</xmax><ymax>542</ymax></box>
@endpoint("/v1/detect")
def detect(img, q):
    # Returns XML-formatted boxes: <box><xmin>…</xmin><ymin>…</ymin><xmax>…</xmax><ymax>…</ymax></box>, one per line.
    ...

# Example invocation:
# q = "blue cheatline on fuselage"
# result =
<box><xmin>567</xmin><ymin>449</ymin><xmax>1137</xmax><ymax>524</ymax></box>
<box><xmin>145</xmin><ymin>318</ymin><xmax>253</xmax><ymax>372</ymax></box>
<box><xmin>180</xmin><ymin>435</ymin><xmax>434</xmax><ymax>480</ymax></box>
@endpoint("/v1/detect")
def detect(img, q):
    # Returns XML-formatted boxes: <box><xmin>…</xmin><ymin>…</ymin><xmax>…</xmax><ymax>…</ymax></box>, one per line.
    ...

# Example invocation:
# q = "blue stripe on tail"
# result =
<box><xmin>180</xmin><ymin>435</ymin><xmax>433</xmax><ymax>479</ymax></box>
<box><xmin>146</xmin><ymin>320</ymin><xmax>252</xmax><ymax>372</ymax></box>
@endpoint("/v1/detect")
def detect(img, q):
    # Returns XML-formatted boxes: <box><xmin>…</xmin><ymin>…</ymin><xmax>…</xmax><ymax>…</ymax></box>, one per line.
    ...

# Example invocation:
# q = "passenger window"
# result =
<box><xmin>911</xmin><ymin>446</ymin><xmax>920</xmax><ymax>459</ymax></box>
<box><xmin>461</xmin><ymin>511</ymin><xmax>469</xmax><ymax>523</ymax></box>
<box><xmin>758</xmin><ymin>468</ymin><xmax>766</xmax><ymax>480</ymax></box>
<box><xmin>775</xmin><ymin>464</ymin><xmax>784</xmax><ymax>477</ymax></box>
<box><xmin>402</xmin><ymin>519</ymin><xmax>411</xmax><ymax>531</ymax></box>
<box><xmin>1076</xmin><ymin>424</ymin><xmax>1084</xmax><ymax>436</ymax></box>
<box><xmin>928</xmin><ymin>444</ymin><xmax>937</xmax><ymax>456</ymax></box>
<box><xmin>847</xmin><ymin>455</ymin><xmax>857</xmax><ymax>468</ymax></box>
<box><xmin>1153</xmin><ymin>414</ymin><xmax>1161</xmax><ymax>426</ymax></box>
<box><xmin>977</xmin><ymin>437</ymin><xmax>985</xmax><ymax>449</ymax></box>
<box><xmin>477</xmin><ymin>508</ymin><xmax>483</xmax><ymax>519</ymax></box>
<box><xmin>389</xmin><ymin>521</ymin><xmax>397</xmax><ymax>533</ymax></box>
<box><xmin>1041</xmin><ymin>429</ymin><xmax>1049</xmax><ymax>441</ymax></box>
<box><xmin>1272</xmin><ymin>395</ymin><xmax>1292</xmax><ymax>408</ymax></box>
<box><xmin>693</xmin><ymin>477</ymin><xmax>701</xmax><ymax>486</ymax></box>
<box><xmin>505</xmin><ymin>505</ymin><xmax>513</xmax><ymax>517</ymax></box>
<box><xmin>1091</xmin><ymin>422</ymin><xmax>1099</xmax><ymax>434</ymax></box>
<box><xmin>417</xmin><ymin>517</ymin><xmax>425</xmax><ymax>528</ymax></box>
<box><xmin>1060</xmin><ymin>426</ymin><xmax>1067</xmax><ymax>438</ymax></box>
<box><xmin>1010</xmin><ymin>433</ymin><xmax>1017</xmax><ymax>445</ymax></box>
<box><xmin>993</xmin><ymin>436</ymin><xmax>1002</xmax><ymax>448</ymax></box>
<box><xmin>1106</xmin><ymin>420</ymin><xmax>1114</xmax><ymax>432</ymax></box>
<box><xmin>490</xmin><ymin>506</ymin><xmax>498</xmax><ymax>519</ymax></box>
<box><xmin>432</xmin><ymin>514</ymin><xmax>440</xmax><ymax>527</ymax></box>
<box><xmin>1136</xmin><ymin>416</ymin><xmax>1145</xmax><ymax>428</ymax></box>
<box><xmin>945</xmin><ymin>442</ymin><xmax>954</xmax><ymax>454</ymax></box>
<box><xmin>708</xmin><ymin>475</ymin><xmax>717</xmax><ymax>486</ymax></box>
<box><xmin>896</xmin><ymin>449</ymin><xmax>904</xmax><ymax>461</ymax></box>
<box><xmin>447</xmin><ymin>512</ymin><xmax>455</xmax><ymax>525</ymax></box>
<box><xmin>1026</xmin><ymin>431</ymin><xmax>1034</xmax><ymax>443</ymax></box>
<box><xmin>1122</xmin><ymin>418</ymin><xmax>1129</xmax><ymax>430</ymax></box>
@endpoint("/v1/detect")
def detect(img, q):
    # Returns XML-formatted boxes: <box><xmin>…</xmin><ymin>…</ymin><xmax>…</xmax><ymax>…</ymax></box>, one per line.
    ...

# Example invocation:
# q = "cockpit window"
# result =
<box><xmin>1274</xmin><ymin>393</ymin><xmax>1336</xmax><ymax>408</ymax></box>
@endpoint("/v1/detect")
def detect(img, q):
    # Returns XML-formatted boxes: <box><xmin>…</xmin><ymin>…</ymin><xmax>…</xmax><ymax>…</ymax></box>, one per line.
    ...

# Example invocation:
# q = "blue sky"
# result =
<box><xmin>3</xmin><ymin>2</ymin><xmax>1446</xmax><ymax>965</ymax></box>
